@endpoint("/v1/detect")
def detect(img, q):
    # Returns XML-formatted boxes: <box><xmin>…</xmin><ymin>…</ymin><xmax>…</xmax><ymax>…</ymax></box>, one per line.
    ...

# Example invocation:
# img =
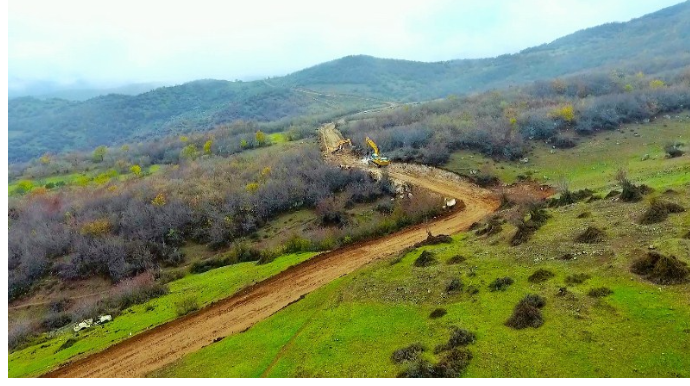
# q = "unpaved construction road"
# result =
<box><xmin>44</xmin><ymin>126</ymin><xmax>500</xmax><ymax>378</ymax></box>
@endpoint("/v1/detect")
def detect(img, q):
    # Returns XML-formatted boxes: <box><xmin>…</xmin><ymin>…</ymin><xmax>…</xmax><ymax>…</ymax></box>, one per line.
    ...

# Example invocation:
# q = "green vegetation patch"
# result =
<box><xmin>8</xmin><ymin>252</ymin><xmax>316</xmax><ymax>378</ymax></box>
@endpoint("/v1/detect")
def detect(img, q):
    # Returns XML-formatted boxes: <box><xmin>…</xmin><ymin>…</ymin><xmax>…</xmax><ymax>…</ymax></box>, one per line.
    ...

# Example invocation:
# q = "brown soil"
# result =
<box><xmin>44</xmin><ymin>124</ymin><xmax>502</xmax><ymax>378</ymax></box>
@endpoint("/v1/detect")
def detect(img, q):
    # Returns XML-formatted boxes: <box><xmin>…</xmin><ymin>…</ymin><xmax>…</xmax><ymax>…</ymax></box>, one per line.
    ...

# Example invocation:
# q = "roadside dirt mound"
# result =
<box><xmin>43</xmin><ymin>135</ymin><xmax>501</xmax><ymax>378</ymax></box>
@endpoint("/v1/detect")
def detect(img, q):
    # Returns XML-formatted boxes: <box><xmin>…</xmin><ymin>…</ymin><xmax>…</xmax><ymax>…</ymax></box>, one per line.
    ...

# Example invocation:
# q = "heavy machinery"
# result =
<box><xmin>365</xmin><ymin>137</ymin><xmax>390</xmax><ymax>167</ymax></box>
<box><xmin>332</xmin><ymin>139</ymin><xmax>352</xmax><ymax>153</ymax></box>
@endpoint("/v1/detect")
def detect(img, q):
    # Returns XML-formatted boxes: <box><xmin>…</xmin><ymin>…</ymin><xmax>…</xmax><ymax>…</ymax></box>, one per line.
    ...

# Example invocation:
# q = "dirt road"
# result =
<box><xmin>45</xmin><ymin>130</ymin><xmax>499</xmax><ymax>378</ymax></box>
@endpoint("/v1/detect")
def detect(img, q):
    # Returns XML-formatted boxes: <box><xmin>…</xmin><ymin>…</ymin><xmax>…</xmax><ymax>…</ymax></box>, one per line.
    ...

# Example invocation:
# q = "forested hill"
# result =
<box><xmin>280</xmin><ymin>1</ymin><xmax>690</xmax><ymax>100</ymax></box>
<box><xmin>8</xmin><ymin>81</ymin><xmax>371</xmax><ymax>162</ymax></box>
<box><xmin>9</xmin><ymin>1</ymin><xmax>690</xmax><ymax>162</ymax></box>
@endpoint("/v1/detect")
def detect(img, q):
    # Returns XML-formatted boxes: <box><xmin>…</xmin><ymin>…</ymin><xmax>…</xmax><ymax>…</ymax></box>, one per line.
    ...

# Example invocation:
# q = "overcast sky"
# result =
<box><xmin>8</xmin><ymin>0</ymin><xmax>684</xmax><ymax>88</ymax></box>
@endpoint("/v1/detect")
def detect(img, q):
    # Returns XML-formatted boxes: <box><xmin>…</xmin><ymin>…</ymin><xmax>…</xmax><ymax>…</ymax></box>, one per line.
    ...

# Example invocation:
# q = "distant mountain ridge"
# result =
<box><xmin>9</xmin><ymin>1</ymin><xmax>690</xmax><ymax>162</ymax></box>
<box><xmin>8</xmin><ymin>80</ymin><xmax>169</xmax><ymax>101</ymax></box>
<box><xmin>280</xmin><ymin>1</ymin><xmax>690</xmax><ymax>100</ymax></box>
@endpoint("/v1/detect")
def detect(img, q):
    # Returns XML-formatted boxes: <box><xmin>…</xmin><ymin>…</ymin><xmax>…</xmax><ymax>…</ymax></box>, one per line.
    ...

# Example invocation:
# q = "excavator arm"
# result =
<box><xmin>365</xmin><ymin>137</ymin><xmax>380</xmax><ymax>156</ymax></box>
<box><xmin>365</xmin><ymin>137</ymin><xmax>390</xmax><ymax>167</ymax></box>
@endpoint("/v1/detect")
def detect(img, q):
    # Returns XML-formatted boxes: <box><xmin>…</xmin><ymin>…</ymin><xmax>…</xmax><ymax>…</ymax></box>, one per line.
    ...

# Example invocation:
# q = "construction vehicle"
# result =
<box><xmin>365</xmin><ymin>137</ymin><xmax>390</xmax><ymax>167</ymax></box>
<box><xmin>332</xmin><ymin>139</ymin><xmax>352</xmax><ymax>153</ymax></box>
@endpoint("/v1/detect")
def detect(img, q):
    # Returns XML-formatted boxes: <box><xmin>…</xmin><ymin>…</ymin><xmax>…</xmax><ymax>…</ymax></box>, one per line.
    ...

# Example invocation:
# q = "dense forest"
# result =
<box><xmin>9</xmin><ymin>1</ymin><xmax>690</xmax><ymax>162</ymax></box>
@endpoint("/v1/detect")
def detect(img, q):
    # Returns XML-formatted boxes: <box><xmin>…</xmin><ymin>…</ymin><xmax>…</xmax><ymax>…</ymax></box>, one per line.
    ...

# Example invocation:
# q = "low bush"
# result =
<box><xmin>552</xmin><ymin>136</ymin><xmax>577</xmax><ymax>149</ymax></box>
<box><xmin>472</xmin><ymin>173</ymin><xmax>500</xmax><ymax>187</ymax></box>
<box><xmin>639</xmin><ymin>200</ymin><xmax>685</xmax><ymax>225</ymax></box>
<box><xmin>397</xmin><ymin>359</ymin><xmax>435</xmax><ymax>378</ymax></box>
<box><xmin>190</xmin><ymin>257</ymin><xmax>233</xmax><ymax>274</ymax></box>
<box><xmin>630</xmin><ymin>252</ymin><xmax>689</xmax><ymax>285</ymax></box>
<box><xmin>522</xmin><ymin>294</ymin><xmax>547</xmax><ymax>308</ymax></box>
<box><xmin>528</xmin><ymin>269</ymin><xmax>555</xmax><ymax>283</ymax></box>
<box><xmin>620</xmin><ymin>181</ymin><xmax>649</xmax><ymax>202</ymax></box>
<box><xmin>445</xmin><ymin>278</ymin><xmax>464</xmax><ymax>293</ymax></box>
<box><xmin>565</xmin><ymin>273</ymin><xmax>591</xmax><ymax>285</ymax></box>
<box><xmin>559</xmin><ymin>253</ymin><xmax>575</xmax><ymax>261</ymax></box>
<box><xmin>475</xmin><ymin>217</ymin><xmax>503</xmax><ymax>236</ymax></box>
<box><xmin>107</xmin><ymin>280</ymin><xmax>169</xmax><ymax>311</ymax></box>
<box><xmin>433</xmin><ymin>348</ymin><xmax>473</xmax><ymax>378</ymax></box>
<box><xmin>511</xmin><ymin>222</ymin><xmax>538</xmax><ymax>246</ymax></box>
<box><xmin>548</xmin><ymin>189</ymin><xmax>594</xmax><ymax>207</ymax></box>
<box><xmin>41</xmin><ymin>312</ymin><xmax>72</xmax><ymax>331</ymax></box>
<box><xmin>447</xmin><ymin>255</ymin><xmax>466</xmax><ymax>265</ymax></box>
<box><xmin>414</xmin><ymin>251</ymin><xmax>438</xmax><ymax>267</ymax></box>
<box><xmin>429</xmin><ymin>308</ymin><xmax>447</xmax><ymax>319</ymax></box>
<box><xmin>391</xmin><ymin>343</ymin><xmax>426</xmax><ymax>364</ymax></box>
<box><xmin>414</xmin><ymin>232</ymin><xmax>452</xmax><ymax>247</ymax></box>
<box><xmin>575</xmin><ymin>226</ymin><xmax>606</xmax><ymax>243</ymax></box>
<box><xmin>511</xmin><ymin>204</ymin><xmax>550</xmax><ymax>246</ymax></box>
<box><xmin>375</xmin><ymin>201</ymin><xmax>395</xmax><ymax>214</ymax></box>
<box><xmin>175</xmin><ymin>296</ymin><xmax>200</xmax><ymax>316</ymax></box>
<box><xmin>157</xmin><ymin>269</ymin><xmax>186</xmax><ymax>284</ymax></box>
<box><xmin>587</xmin><ymin>287</ymin><xmax>613</xmax><ymax>298</ymax></box>
<box><xmin>489</xmin><ymin>277</ymin><xmax>514</xmax><ymax>292</ymax></box>
<box><xmin>447</xmin><ymin>327</ymin><xmax>476</xmax><ymax>348</ymax></box>
<box><xmin>56</xmin><ymin>337</ymin><xmax>78</xmax><ymax>352</ymax></box>
<box><xmin>664</xmin><ymin>142</ymin><xmax>685</xmax><ymax>158</ymax></box>
<box><xmin>505</xmin><ymin>294</ymin><xmax>546</xmax><ymax>329</ymax></box>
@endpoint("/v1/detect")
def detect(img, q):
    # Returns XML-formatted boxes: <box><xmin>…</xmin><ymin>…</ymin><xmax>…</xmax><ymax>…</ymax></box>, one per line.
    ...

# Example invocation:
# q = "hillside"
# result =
<box><xmin>8</xmin><ymin>82</ymin><xmax>373</xmax><ymax>162</ymax></box>
<box><xmin>8</xmin><ymin>81</ymin><xmax>167</xmax><ymax>101</ymax></box>
<box><xmin>281</xmin><ymin>1</ymin><xmax>690</xmax><ymax>99</ymax></box>
<box><xmin>9</xmin><ymin>1</ymin><xmax>690</xmax><ymax>162</ymax></box>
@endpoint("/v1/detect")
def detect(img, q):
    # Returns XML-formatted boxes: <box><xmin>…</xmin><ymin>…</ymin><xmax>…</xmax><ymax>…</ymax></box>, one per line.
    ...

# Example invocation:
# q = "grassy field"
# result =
<box><xmin>445</xmin><ymin>117</ymin><xmax>690</xmax><ymax>191</ymax></box>
<box><xmin>154</xmin><ymin>184</ymin><xmax>690</xmax><ymax>377</ymax></box>
<box><xmin>8</xmin><ymin>252</ymin><xmax>316</xmax><ymax>378</ymax></box>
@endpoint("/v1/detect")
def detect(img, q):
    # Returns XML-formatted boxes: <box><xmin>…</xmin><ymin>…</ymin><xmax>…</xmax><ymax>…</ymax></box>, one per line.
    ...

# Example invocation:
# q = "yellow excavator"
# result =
<box><xmin>331</xmin><ymin>139</ymin><xmax>352</xmax><ymax>153</ymax></box>
<box><xmin>365</xmin><ymin>137</ymin><xmax>390</xmax><ymax>167</ymax></box>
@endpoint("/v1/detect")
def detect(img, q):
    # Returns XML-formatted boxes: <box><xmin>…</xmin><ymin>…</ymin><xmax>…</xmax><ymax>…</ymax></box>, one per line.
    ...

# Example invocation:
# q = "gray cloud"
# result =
<box><xmin>8</xmin><ymin>0</ymin><xmax>684</xmax><ymax>89</ymax></box>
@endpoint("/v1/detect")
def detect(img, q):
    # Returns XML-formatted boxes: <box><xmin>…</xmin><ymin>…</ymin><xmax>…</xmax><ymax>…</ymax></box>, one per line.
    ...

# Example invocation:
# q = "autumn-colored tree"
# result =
<box><xmin>179</xmin><ymin>136</ymin><xmax>189</xmax><ymax>143</ymax></box>
<box><xmin>649</xmin><ymin>79</ymin><xmax>666</xmax><ymax>89</ymax></box>
<box><xmin>550</xmin><ymin>104</ymin><xmax>575</xmax><ymax>123</ymax></box>
<box><xmin>15</xmin><ymin>180</ymin><xmax>34</xmax><ymax>194</ymax></box>
<box><xmin>29</xmin><ymin>187</ymin><xmax>48</xmax><ymax>197</ymax></box>
<box><xmin>245</xmin><ymin>182</ymin><xmax>260</xmax><ymax>193</ymax></box>
<box><xmin>74</xmin><ymin>175</ymin><xmax>90</xmax><ymax>186</ymax></box>
<box><xmin>203</xmin><ymin>140</ymin><xmax>213</xmax><ymax>155</ymax></box>
<box><xmin>152</xmin><ymin>193</ymin><xmax>166</xmax><ymax>206</ymax></box>
<box><xmin>94</xmin><ymin>170</ymin><xmax>118</xmax><ymax>185</ymax></box>
<box><xmin>39</xmin><ymin>153</ymin><xmax>51</xmax><ymax>164</ymax></box>
<box><xmin>130</xmin><ymin>164</ymin><xmax>142</xmax><ymax>176</ymax></box>
<box><xmin>80</xmin><ymin>218</ymin><xmax>111</xmax><ymax>236</ymax></box>
<box><xmin>255</xmin><ymin>130</ymin><xmax>266</xmax><ymax>146</ymax></box>
<box><xmin>180</xmin><ymin>144</ymin><xmax>198</xmax><ymax>160</ymax></box>
<box><xmin>121</xmin><ymin>144</ymin><xmax>130</xmax><ymax>153</ymax></box>
<box><xmin>240</xmin><ymin>139</ymin><xmax>249</xmax><ymax>149</ymax></box>
<box><xmin>93</xmin><ymin>146</ymin><xmax>107</xmax><ymax>162</ymax></box>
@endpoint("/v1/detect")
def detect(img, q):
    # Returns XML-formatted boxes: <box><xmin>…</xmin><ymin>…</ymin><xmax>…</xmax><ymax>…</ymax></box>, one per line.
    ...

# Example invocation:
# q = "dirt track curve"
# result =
<box><xmin>44</xmin><ymin>129</ymin><xmax>499</xmax><ymax>378</ymax></box>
